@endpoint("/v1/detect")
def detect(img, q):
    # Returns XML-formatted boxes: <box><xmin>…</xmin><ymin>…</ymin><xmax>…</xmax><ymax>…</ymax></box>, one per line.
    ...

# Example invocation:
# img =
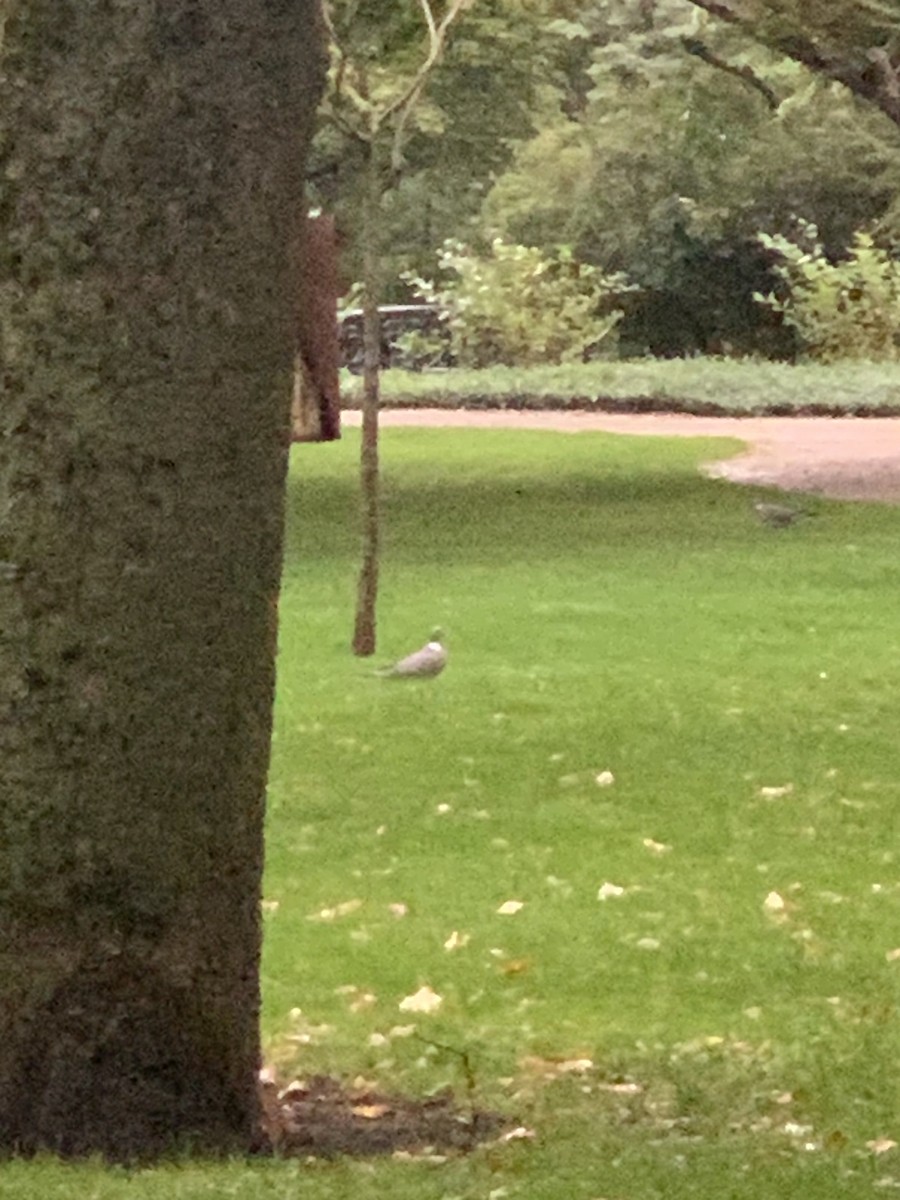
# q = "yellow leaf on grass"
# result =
<box><xmin>597</xmin><ymin>882</ymin><xmax>626</xmax><ymax>901</ymax></box>
<box><xmin>398</xmin><ymin>985</ymin><xmax>443</xmax><ymax>1015</ymax></box>
<box><xmin>867</xmin><ymin>1138</ymin><xmax>898</xmax><ymax>1155</ymax></box>
<box><xmin>352</xmin><ymin>1104</ymin><xmax>390</xmax><ymax>1120</ymax></box>
<box><xmin>308</xmin><ymin>899</ymin><xmax>362</xmax><ymax>921</ymax></box>
<box><xmin>642</xmin><ymin>838</ymin><xmax>672</xmax><ymax>855</ymax></box>
<box><xmin>444</xmin><ymin>930</ymin><xmax>470</xmax><ymax>951</ymax></box>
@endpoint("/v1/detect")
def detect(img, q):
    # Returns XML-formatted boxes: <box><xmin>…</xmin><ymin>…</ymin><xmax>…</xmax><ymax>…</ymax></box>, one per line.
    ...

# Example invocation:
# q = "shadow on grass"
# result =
<box><xmin>284</xmin><ymin>429</ymin><xmax>746</xmax><ymax>566</ymax></box>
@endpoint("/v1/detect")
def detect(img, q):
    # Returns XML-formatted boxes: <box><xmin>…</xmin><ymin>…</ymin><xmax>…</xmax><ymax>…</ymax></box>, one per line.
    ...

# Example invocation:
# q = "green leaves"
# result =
<box><xmin>755</xmin><ymin>218</ymin><xmax>900</xmax><ymax>362</ymax></box>
<box><xmin>406</xmin><ymin>238</ymin><xmax>634</xmax><ymax>367</ymax></box>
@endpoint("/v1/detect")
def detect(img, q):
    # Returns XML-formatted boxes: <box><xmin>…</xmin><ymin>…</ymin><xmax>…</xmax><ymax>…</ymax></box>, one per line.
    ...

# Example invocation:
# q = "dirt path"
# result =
<box><xmin>342</xmin><ymin>409</ymin><xmax>900</xmax><ymax>504</ymax></box>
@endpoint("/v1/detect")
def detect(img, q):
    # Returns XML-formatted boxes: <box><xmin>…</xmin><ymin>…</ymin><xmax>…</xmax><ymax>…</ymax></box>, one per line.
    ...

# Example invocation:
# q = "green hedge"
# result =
<box><xmin>341</xmin><ymin>358</ymin><xmax>900</xmax><ymax>417</ymax></box>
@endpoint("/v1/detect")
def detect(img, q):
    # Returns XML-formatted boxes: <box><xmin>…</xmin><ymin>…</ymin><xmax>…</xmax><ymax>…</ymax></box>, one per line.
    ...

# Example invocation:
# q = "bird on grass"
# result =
<box><xmin>753</xmin><ymin>501</ymin><xmax>808</xmax><ymax>528</ymax></box>
<box><xmin>375</xmin><ymin>629</ymin><xmax>447</xmax><ymax>678</ymax></box>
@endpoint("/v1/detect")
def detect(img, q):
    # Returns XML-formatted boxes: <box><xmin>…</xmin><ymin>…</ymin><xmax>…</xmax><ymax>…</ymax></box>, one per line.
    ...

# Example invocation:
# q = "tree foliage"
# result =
<box><xmin>317</xmin><ymin>0</ymin><xmax>900</xmax><ymax>358</ymax></box>
<box><xmin>684</xmin><ymin>0</ymin><xmax>900</xmax><ymax>127</ymax></box>
<box><xmin>407</xmin><ymin>238</ymin><xmax>632</xmax><ymax>366</ymax></box>
<box><xmin>311</xmin><ymin>0</ymin><xmax>557</xmax><ymax>296</ymax></box>
<box><xmin>479</xmin><ymin>0</ymin><xmax>900</xmax><ymax>354</ymax></box>
<box><xmin>755</xmin><ymin>218</ymin><xmax>900</xmax><ymax>362</ymax></box>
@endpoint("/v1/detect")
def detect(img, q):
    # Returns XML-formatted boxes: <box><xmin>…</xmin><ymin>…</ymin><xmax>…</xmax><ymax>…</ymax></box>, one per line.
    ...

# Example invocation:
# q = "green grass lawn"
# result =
<box><xmin>4</xmin><ymin>426</ymin><xmax>899</xmax><ymax>1198</ymax></box>
<box><xmin>341</xmin><ymin>357</ymin><xmax>900</xmax><ymax>414</ymax></box>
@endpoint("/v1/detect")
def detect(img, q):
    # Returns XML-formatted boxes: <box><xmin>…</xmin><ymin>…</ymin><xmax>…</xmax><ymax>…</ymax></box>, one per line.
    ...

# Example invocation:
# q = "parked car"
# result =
<box><xmin>338</xmin><ymin>304</ymin><xmax>454</xmax><ymax>373</ymax></box>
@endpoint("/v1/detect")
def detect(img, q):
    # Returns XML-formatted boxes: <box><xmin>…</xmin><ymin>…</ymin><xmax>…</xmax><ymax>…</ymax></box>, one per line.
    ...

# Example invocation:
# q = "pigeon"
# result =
<box><xmin>375</xmin><ymin>629</ymin><xmax>447</xmax><ymax>678</ymax></box>
<box><xmin>753</xmin><ymin>501</ymin><xmax>806</xmax><ymax>528</ymax></box>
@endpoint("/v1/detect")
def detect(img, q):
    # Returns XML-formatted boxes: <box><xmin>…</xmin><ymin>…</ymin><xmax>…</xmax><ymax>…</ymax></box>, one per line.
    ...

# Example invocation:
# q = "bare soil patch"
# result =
<box><xmin>343</xmin><ymin>410</ymin><xmax>900</xmax><ymax>504</ymax></box>
<box><xmin>259</xmin><ymin>1073</ymin><xmax>510</xmax><ymax>1158</ymax></box>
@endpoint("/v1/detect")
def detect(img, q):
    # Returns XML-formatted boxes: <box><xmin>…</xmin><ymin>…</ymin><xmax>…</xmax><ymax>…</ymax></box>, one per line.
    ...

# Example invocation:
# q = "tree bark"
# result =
<box><xmin>292</xmin><ymin>213</ymin><xmax>342</xmax><ymax>444</ymax></box>
<box><xmin>352</xmin><ymin>137</ymin><xmax>383</xmax><ymax>657</ymax></box>
<box><xmin>0</xmin><ymin>0</ymin><xmax>324</xmax><ymax>1161</ymax></box>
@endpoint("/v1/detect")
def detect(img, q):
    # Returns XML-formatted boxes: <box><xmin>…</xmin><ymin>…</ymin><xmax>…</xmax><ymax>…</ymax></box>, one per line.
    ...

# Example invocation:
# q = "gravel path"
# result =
<box><xmin>343</xmin><ymin>409</ymin><xmax>900</xmax><ymax>504</ymax></box>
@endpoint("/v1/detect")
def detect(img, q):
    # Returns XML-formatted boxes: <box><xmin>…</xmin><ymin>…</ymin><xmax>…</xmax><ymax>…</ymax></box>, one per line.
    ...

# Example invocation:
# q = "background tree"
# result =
<box><xmin>685</xmin><ymin>0</ymin><xmax>900</xmax><ymax>127</ymax></box>
<box><xmin>479</xmin><ymin>0</ymin><xmax>900</xmax><ymax>355</ymax></box>
<box><xmin>319</xmin><ymin>0</ymin><xmax>472</xmax><ymax>657</ymax></box>
<box><xmin>0</xmin><ymin>0</ymin><xmax>324</xmax><ymax>1160</ymax></box>
<box><xmin>313</xmin><ymin>0</ymin><xmax>900</xmax><ymax>363</ymax></box>
<box><xmin>309</xmin><ymin>0</ymin><xmax>556</xmax><ymax>297</ymax></box>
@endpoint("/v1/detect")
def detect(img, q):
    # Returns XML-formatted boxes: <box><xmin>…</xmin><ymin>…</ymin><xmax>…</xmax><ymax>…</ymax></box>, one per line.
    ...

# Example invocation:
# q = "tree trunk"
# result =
<box><xmin>352</xmin><ymin>137</ymin><xmax>383</xmax><ymax>657</ymax></box>
<box><xmin>292</xmin><ymin>213</ymin><xmax>342</xmax><ymax>444</ymax></box>
<box><xmin>0</xmin><ymin>1</ymin><xmax>324</xmax><ymax>1161</ymax></box>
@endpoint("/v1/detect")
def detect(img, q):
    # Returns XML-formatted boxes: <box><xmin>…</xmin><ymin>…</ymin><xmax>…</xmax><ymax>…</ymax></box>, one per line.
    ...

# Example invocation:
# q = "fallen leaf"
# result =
<box><xmin>784</xmin><ymin>1121</ymin><xmax>814</xmax><ymax>1137</ymax></box>
<box><xmin>763</xmin><ymin>890</ymin><xmax>786</xmax><ymax>914</ymax></box>
<box><xmin>498</xmin><ymin>957</ymin><xmax>531</xmax><ymax>976</ymax></box>
<box><xmin>496</xmin><ymin>900</ymin><xmax>524</xmax><ymax>915</ymax></box>
<box><xmin>759</xmin><ymin>784</ymin><xmax>793</xmax><ymax>799</ymax></box>
<box><xmin>443</xmin><ymin>930</ymin><xmax>470</xmax><ymax>951</ymax></box>
<box><xmin>886</xmin><ymin>948</ymin><xmax>900</xmax><ymax>963</ymax></box>
<box><xmin>521</xmin><ymin>1055</ymin><xmax>592</xmax><ymax>1077</ymax></box>
<box><xmin>398</xmin><ymin>985</ymin><xmax>443</xmax><ymax>1015</ymax></box>
<box><xmin>261</xmin><ymin>899</ymin><xmax>280</xmax><ymax>914</ymax></box>
<box><xmin>308</xmin><ymin>898</ymin><xmax>363</xmax><ymax>922</ymax></box>
<box><xmin>499</xmin><ymin>1126</ymin><xmax>536</xmax><ymax>1142</ymax></box>
<box><xmin>392</xmin><ymin>1151</ymin><xmax>449</xmax><ymax>1163</ymax></box>
<box><xmin>597</xmin><ymin>882</ymin><xmax>626</xmax><ymax>901</ymax></box>
<box><xmin>352</xmin><ymin>1104</ymin><xmax>390</xmax><ymax>1119</ymax></box>
<box><xmin>595</xmin><ymin>770</ymin><xmax>615</xmax><ymax>787</ymax></box>
<box><xmin>636</xmin><ymin>937</ymin><xmax>660</xmax><ymax>951</ymax></box>
<box><xmin>868</xmin><ymin>1139</ymin><xmax>898</xmax><ymax>1155</ymax></box>
<box><xmin>642</xmin><ymin>838</ymin><xmax>672</xmax><ymax>855</ymax></box>
<box><xmin>350</xmin><ymin>1075</ymin><xmax>379</xmax><ymax>1091</ymax></box>
<box><xmin>555</xmin><ymin>1058</ymin><xmax>593</xmax><ymax>1074</ymax></box>
<box><xmin>388</xmin><ymin>902</ymin><xmax>408</xmax><ymax>918</ymax></box>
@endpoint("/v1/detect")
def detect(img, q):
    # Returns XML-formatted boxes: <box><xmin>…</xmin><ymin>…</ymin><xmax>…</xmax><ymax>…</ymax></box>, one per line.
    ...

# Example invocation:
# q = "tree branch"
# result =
<box><xmin>320</xmin><ymin>0</ymin><xmax>374</xmax><ymax>121</ymax></box>
<box><xmin>385</xmin><ymin>0</ymin><xmax>473</xmax><ymax>171</ymax></box>
<box><xmin>381</xmin><ymin>0</ymin><xmax>472</xmax><ymax>125</ymax></box>
<box><xmin>681</xmin><ymin>35</ymin><xmax>780</xmax><ymax>109</ymax></box>
<box><xmin>417</xmin><ymin>0</ymin><xmax>438</xmax><ymax>45</ymax></box>
<box><xmin>685</xmin><ymin>0</ymin><xmax>900</xmax><ymax>127</ymax></box>
<box><xmin>320</xmin><ymin>0</ymin><xmax>472</xmax><ymax>160</ymax></box>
